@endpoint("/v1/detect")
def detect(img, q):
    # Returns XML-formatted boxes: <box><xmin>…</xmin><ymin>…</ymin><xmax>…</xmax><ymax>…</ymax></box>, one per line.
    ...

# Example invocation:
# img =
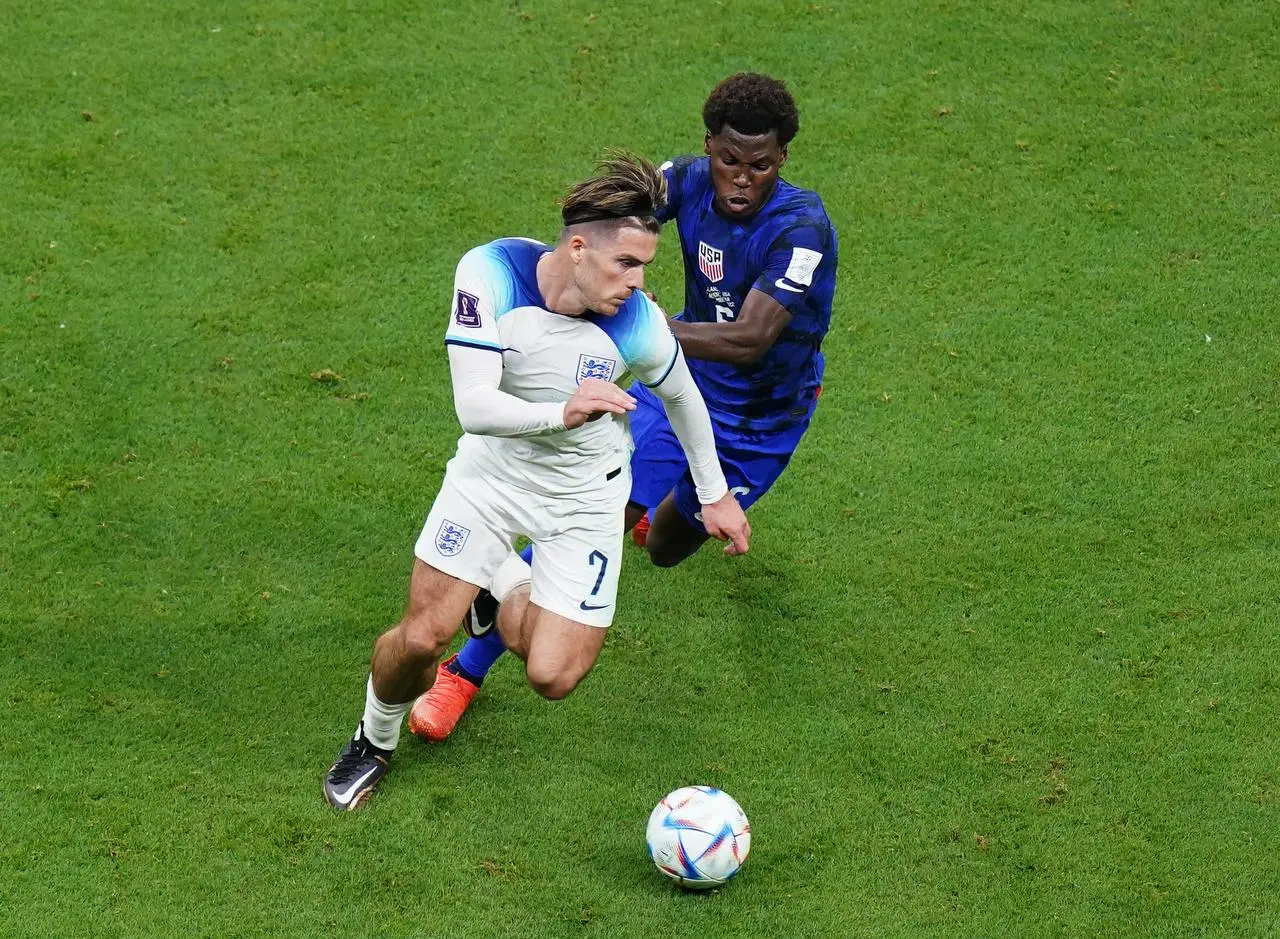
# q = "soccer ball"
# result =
<box><xmin>646</xmin><ymin>785</ymin><xmax>751</xmax><ymax>889</ymax></box>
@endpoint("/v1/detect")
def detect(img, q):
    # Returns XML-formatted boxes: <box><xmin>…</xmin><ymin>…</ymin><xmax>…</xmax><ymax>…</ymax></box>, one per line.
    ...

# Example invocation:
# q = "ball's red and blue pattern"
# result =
<box><xmin>646</xmin><ymin>786</ymin><xmax>751</xmax><ymax>889</ymax></box>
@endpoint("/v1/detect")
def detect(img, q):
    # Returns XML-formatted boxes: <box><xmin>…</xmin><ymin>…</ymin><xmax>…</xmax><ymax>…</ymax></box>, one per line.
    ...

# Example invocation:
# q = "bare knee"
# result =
<box><xmin>644</xmin><ymin>502</ymin><xmax>706</xmax><ymax>568</ymax></box>
<box><xmin>646</xmin><ymin>529</ymin><xmax>697</xmax><ymax>567</ymax></box>
<box><xmin>525</xmin><ymin>662</ymin><xmax>585</xmax><ymax>701</ymax></box>
<box><xmin>385</xmin><ymin>614</ymin><xmax>453</xmax><ymax>666</ymax></box>
<box><xmin>646</xmin><ymin>543</ymin><xmax>686</xmax><ymax>568</ymax></box>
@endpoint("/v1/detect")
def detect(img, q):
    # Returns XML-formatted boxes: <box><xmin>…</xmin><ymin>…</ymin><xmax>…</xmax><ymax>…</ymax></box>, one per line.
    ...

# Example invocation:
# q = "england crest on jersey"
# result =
<box><xmin>435</xmin><ymin>519</ymin><xmax>471</xmax><ymax>556</ymax></box>
<box><xmin>698</xmin><ymin>241</ymin><xmax>724</xmax><ymax>283</ymax></box>
<box><xmin>577</xmin><ymin>353</ymin><xmax>618</xmax><ymax>384</ymax></box>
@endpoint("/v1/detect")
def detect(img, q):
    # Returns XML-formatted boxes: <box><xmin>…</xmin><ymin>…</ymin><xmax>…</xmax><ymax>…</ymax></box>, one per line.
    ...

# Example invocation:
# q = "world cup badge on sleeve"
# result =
<box><xmin>454</xmin><ymin>290</ymin><xmax>481</xmax><ymax>328</ymax></box>
<box><xmin>577</xmin><ymin>354</ymin><xmax>618</xmax><ymax>384</ymax></box>
<box><xmin>698</xmin><ymin>241</ymin><xmax>724</xmax><ymax>283</ymax></box>
<box><xmin>435</xmin><ymin>520</ymin><xmax>471</xmax><ymax>556</ymax></box>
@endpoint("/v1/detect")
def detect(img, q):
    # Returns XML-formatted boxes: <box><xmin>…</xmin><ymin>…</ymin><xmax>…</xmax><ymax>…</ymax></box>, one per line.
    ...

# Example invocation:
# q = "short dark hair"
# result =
<box><xmin>702</xmin><ymin>73</ymin><xmax>800</xmax><ymax>146</ymax></box>
<box><xmin>561</xmin><ymin>150</ymin><xmax>666</xmax><ymax>233</ymax></box>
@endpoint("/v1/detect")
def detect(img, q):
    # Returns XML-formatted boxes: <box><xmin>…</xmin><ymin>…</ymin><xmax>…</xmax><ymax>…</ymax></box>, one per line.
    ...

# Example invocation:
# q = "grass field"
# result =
<box><xmin>3</xmin><ymin>0</ymin><xmax>1278</xmax><ymax>935</ymax></box>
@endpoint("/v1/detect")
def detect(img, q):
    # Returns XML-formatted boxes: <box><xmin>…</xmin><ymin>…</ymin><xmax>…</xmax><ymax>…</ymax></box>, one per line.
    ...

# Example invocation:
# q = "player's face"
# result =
<box><xmin>572</xmin><ymin>225</ymin><xmax>658</xmax><ymax>316</ymax></box>
<box><xmin>704</xmin><ymin>127</ymin><xmax>787</xmax><ymax>218</ymax></box>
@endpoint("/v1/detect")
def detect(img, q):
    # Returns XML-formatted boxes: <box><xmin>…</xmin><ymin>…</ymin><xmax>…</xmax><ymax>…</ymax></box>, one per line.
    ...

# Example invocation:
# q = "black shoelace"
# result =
<box><xmin>329</xmin><ymin>737</ymin><xmax>382</xmax><ymax>784</ymax></box>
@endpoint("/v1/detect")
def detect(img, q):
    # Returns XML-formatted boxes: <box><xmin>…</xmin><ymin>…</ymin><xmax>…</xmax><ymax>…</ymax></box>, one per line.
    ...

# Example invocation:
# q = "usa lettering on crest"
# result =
<box><xmin>698</xmin><ymin>241</ymin><xmax>724</xmax><ymax>283</ymax></box>
<box><xmin>454</xmin><ymin>290</ymin><xmax>481</xmax><ymax>328</ymax></box>
<box><xmin>435</xmin><ymin>519</ymin><xmax>471</xmax><ymax>556</ymax></box>
<box><xmin>577</xmin><ymin>353</ymin><xmax>618</xmax><ymax>384</ymax></box>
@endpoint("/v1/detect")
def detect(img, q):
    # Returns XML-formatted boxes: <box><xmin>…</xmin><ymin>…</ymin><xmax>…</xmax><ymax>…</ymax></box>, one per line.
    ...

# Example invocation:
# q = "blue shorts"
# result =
<box><xmin>627</xmin><ymin>383</ymin><xmax>811</xmax><ymax>532</ymax></box>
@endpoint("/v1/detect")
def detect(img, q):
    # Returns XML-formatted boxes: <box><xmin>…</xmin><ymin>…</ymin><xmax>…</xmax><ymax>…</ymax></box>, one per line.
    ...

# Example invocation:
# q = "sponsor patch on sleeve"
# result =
<box><xmin>453</xmin><ymin>290</ymin><xmax>481</xmax><ymax>328</ymax></box>
<box><xmin>783</xmin><ymin>247</ymin><xmax>823</xmax><ymax>287</ymax></box>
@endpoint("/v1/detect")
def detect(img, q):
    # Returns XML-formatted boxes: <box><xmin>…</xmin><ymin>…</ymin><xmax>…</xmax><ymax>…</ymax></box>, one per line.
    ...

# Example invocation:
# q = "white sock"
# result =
<box><xmin>492</xmin><ymin>552</ymin><xmax>532</xmax><ymax>603</ymax></box>
<box><xmin>361</xmin><ymin>675</ymin><xmax>411</xmax><ymax>751</ymax></box>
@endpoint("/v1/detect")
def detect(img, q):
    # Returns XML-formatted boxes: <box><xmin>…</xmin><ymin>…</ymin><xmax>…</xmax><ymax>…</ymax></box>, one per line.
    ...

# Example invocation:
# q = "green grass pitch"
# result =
<box><xmin>2</xmin><ymin>0</ymin><xmax>1278</xmax><ymax>936</ymax></box>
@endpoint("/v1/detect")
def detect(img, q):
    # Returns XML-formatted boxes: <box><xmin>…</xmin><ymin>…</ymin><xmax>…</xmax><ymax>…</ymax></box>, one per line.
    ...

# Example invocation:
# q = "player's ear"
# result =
<box><xmin>778</xmin><ymin>145</ymin><xmax>788</xmax><ymax>168</ymax></box>
<box><xmin>703</xmin><ymin>131</ymin><xmax>713</xmax><ymax>155</ymax></box>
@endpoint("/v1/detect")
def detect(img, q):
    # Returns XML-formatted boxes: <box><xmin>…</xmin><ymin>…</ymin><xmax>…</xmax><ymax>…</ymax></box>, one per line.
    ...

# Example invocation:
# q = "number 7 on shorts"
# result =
<box><xmin>579</xmin><ymin>549</ymin><xmax>610</xmax><ymax>612</ymax></box>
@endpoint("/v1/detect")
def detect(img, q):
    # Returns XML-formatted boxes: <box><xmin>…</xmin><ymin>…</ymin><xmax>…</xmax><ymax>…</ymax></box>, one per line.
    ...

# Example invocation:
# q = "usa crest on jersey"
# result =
<box><xmin>698</xmin><ymin>241</ymin><xmax>724</xmax><ymax>283</ymax></box>
<box><xmin>435</xmin><ymin>519</ymin><xmax>471</xmax><ymax>556</ymax></box>
<box><xmin>576</xmin><ymin>353</ymin><xmax>618</xmax><ymax>384</ymax></box>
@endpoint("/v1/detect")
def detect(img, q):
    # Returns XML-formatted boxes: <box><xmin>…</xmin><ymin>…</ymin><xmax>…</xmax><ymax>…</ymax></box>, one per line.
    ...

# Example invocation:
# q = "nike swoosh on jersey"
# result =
<box><xmin>331</xmin><ymin>764</ymin><xmax>382</xmax><ymax>805</ymax></box>
<box><xmin>774</xmin><ymin>278</ymin><xmax>804</xmax><ymax>293</ymax></box>
<box><xmin>579</xmin><ymin>600</ymin><xmax>611</xmax><ymax>611</ymax></box>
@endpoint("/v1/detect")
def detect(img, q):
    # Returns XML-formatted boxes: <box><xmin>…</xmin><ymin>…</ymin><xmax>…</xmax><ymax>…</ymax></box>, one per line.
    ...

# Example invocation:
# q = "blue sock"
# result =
<box><xmin>456</xmin><ymin>629</ymin><xmax>505</xmax><ymax>680</ymax></box>
<box><xmin>454</xmin><ymin>544</ymin><xmax>534</xmax><ymax>680</ymax></box>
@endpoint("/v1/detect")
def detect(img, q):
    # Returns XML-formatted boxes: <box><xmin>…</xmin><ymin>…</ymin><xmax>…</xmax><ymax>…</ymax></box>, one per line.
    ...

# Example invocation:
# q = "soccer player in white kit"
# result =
<box><xmin>323</xmin><ymin>153</ymin><xmax>750</xmax><ymax>810</ymax></box>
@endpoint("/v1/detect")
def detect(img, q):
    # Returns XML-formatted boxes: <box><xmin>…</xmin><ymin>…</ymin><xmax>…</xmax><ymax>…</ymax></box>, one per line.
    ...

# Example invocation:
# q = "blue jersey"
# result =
<box><xmin>658</xmin><ymin>155</ymin><xmax>838</xmax><ymax>433</ymax></box>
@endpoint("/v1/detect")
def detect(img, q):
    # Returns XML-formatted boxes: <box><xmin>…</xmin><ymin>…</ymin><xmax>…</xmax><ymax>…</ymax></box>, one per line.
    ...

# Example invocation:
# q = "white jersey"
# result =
<box><xmin>443</xmin><ymin>237</ymin><xmax>720</xmax><ymax>498</ymax></box>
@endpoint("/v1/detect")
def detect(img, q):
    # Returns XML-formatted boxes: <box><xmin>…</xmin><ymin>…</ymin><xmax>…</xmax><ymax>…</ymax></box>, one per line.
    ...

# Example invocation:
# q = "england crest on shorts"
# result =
<box><xmin>698</xmin><ymin>241</ymin><xmax>724</xmax><ymax>283</ymax></box>
<box><xmin>435</xmin><ymin>519</ymin><xmax>471</xmax><ymax>556</ymax></box>
<box><xmin>577</xmin><ymin>353</ymin><xmax>617</xmax><ymax>384</ymax></box>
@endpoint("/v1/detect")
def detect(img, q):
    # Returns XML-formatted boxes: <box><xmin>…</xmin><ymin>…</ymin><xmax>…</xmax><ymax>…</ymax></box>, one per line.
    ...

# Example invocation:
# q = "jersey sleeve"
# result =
<box><xmin>443</xmin><ymin>244</ymin><xmax>565</xmax><ymax>437</ymax></box>
<box><xmin>656</xmin><ymin>155</ymin><xmax>701</xmax><ymax>223</ymax></box>
<box><xmin>443</xmin><ymin>245</ymin><xmax>514</xmax><ymax>353</ymax></box>
<box><xmin>752</xmin><ymin>217</ymin><xmax>836</xmax><ymax>314</ymax></box>
<box><xmin>607</xmin><ymin>291</ymin><xmax>681</xmax><ymax>387</ymax></box>
<box><xmin>448</xmin><ymin>343</ymin><xmax>566</xmax><ymax>437</ymax></box>
<box><xmin>645</xmin><ymin>348</ymin><xmax>729</xmax><ymax>505</ymax></box>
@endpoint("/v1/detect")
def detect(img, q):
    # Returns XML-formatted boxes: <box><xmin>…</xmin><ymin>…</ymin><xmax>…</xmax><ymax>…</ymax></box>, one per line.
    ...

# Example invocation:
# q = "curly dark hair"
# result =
<box><xmin>702</xmin><ymin>73</ymin><xmax>800</xmax><ymax>145</ymax></box>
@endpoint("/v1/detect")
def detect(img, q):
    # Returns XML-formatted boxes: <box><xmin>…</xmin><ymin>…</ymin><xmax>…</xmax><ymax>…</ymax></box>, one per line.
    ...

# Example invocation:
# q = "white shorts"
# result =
<box><xmin>413</xmin><ymin>451</ymin><xmax>629</xmax><ymax>628</ymax></box>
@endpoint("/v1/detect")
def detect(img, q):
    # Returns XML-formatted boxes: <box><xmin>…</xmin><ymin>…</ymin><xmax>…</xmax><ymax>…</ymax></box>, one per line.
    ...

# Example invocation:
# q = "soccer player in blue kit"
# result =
<box><xmin>410</xmin><ymin>72</ymin><xmax>838</xmax><ymax>742</ymax></box>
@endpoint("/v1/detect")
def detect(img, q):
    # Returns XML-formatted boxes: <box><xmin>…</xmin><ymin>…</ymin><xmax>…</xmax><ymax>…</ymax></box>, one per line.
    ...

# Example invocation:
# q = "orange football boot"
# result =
<box><xmin>408</xmin><ymin>654</ymin><xmax>479</xmax><ymax>743</ymax></box>
<box><xmin>631</xmin><ymin>511</ymin><xmax>651</xmax><ymax>548</ymax></box>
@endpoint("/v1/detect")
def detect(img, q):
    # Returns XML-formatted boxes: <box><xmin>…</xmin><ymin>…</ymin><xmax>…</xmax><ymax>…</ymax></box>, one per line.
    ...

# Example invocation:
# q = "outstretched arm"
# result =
<box><xmin>646</xmin><ymin>348</ymin><xmax>751</xmax><ymax>555</ymax></box>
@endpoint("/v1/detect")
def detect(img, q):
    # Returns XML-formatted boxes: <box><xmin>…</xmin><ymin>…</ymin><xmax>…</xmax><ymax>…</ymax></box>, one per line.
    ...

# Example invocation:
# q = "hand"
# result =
<box><xmin>562</xmin><ymin>378</ymin><xmax>636</xmax><ymax>429</ymax></box>
<box><xmin>699</xmin><ymin>490</ymin><xmax>750</xmax><ymax>556</ymax></box>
